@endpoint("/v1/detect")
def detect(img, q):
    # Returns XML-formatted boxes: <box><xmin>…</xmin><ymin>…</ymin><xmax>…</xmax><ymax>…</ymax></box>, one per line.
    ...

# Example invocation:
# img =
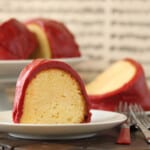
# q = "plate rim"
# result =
<box><xmin>0</xmin><ymin>109</ymin><xmax>126</xmax><ymax>127</ymax></box>
<box><xmin>0</xmin><ymin>109</ymin><xmax>126</xmax><ymax>139</ymax></box>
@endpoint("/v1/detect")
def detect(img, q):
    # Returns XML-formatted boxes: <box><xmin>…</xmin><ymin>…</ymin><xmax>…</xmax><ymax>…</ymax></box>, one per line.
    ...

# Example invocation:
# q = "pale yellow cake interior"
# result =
<box><xmin>21</xmin><ymin>69</ymin><xmax>86</xmax><ymax>124</ymax></box>
<box><xmin>27</xmin><ymin>24</ymin><xmax>51</xmax><ymax>58</ymax></box>
<box><xmin>86</xmin><ymin>60</ymin><xmax>136</xmax><ymax>95</ymax></box>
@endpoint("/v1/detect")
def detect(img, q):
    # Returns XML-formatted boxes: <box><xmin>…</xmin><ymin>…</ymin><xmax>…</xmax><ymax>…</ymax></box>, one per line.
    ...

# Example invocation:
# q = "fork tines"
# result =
<box><xmin>137</xmin><ymin>105</ymin><xmax>150</xmax><ymax>129</ymax></box>
<box><xmin>130</xmin><ymin>104</ymin><xmax>150</xmax><ymax>129</ymax></box>
<box><xmin>129</xmin><ymin>104</ymin><xmax>150</xmax><ymax>144</ymax></box>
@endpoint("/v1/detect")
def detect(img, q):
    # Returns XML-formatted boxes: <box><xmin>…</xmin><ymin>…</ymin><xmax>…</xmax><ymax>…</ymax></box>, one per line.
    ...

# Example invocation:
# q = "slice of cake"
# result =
<box><xmin>25</xmin><ymin>18</ymin><xmax>81</xmax><ymax>58</ymax></box>
<box><xmin>13</xmin><ymin>59</ymin><xmax>90</xmax><ymax>124</ymax></box>
<box><xmin>86</xmin><ymin>58</ymin><xmax>150</xmax><ymax>111</ymax></box>
<box><xmin>0</xmin><ymin>18</ymin><xmax>38</xmax><ymax>59</ymax></box>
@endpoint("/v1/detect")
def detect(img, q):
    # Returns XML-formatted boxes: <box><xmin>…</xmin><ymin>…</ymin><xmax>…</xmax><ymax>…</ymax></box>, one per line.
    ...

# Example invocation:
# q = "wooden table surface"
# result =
<box><xmin>0</xmin><ymin>128</ymin><xmax>150</xmax><ymax>150</ymax></box>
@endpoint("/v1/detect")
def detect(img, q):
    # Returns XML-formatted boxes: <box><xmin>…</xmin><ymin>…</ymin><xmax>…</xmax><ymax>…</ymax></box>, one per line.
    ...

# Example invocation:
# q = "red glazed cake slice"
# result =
<box><xmin>13</xmin><ymin>59</ymin><xmax>90</xmax><ymax>124</ymax></box>
<box><xmin>0</xmin><ymin>18</ymin><xmax>38</xmax><ymax>59</ymax></box>
<box><xmin>86</xmin><ymin>58</ymin><xmax>150</xmax><ymax>111</ymax></box>
<box><xmin>25</xmin><ymin>18</ymin><xmax>81</xmax><ymax>58</ymax></box>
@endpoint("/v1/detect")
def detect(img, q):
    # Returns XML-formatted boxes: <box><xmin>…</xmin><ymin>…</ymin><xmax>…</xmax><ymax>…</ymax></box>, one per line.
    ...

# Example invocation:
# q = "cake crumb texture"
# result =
<box><xmin>21</xmin><ymin>69</ymin><xmax>86</xmax><ymax>124</ymax></box>
<box><xmin>86</xmin><ymin>60</ymin><xmax>136</xmax><ymax>95</ymax></box>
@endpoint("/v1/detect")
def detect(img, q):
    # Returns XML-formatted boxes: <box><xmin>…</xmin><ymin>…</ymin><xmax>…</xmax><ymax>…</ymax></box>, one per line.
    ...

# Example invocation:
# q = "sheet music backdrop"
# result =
<box><xmin>0</xmin><ymin>0</ymin><xmax>150</xmax><ymax>85</ymax></box>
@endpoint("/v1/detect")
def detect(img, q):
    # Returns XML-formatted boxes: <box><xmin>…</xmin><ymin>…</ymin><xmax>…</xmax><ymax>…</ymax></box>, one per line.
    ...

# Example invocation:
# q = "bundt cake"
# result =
<box><xmin>0</xmin><ymin>18</ymin><xmax>38</xmax><ymax>59</ymax></box>
<box><xmin>13</xmin><ymin>59</ymin><xmax>90</xmax><ymax>124</ymax></box>
<box><xmin>86</xmin><ymin>58</ymin><xmax>150</xmax><ymax>111</ymax></box>
<box><xmin>25</xmin><ymin>18</ymin><xmax>81</xmax><ymax>58</ymax></box>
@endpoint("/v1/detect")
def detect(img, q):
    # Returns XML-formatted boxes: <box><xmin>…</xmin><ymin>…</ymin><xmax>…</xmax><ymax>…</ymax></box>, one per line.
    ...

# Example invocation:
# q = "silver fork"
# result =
<box><xmin>129</xmin><ymin>104</ymin><xmax>150</xmax><ymax>144</ymax></box>
<box><xmin>116</xmin><ymin>102</ymin><xmax>131</xmax><ymax>144</ymax></box>
<box><xmin>135</xmin><ymin>104</ymin><xmax>150</xmax><ymax>129</ymax></box>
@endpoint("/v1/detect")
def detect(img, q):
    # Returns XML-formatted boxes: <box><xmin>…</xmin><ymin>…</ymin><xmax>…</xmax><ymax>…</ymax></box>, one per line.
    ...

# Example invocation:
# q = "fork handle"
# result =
<box><xmin>137</xmin><ymin>123</ymin><xmax>150</xmax><ymax>144</ymax></box>
<box><xmin>116</xmin><ymin>123</ymin><xmax>131</xmax><ymax>144</ymax></box>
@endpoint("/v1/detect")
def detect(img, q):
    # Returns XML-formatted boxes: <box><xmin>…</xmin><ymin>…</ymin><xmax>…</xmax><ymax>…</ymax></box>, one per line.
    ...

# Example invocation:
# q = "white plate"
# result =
<box><xmin>0</xmin><ymin>57</ymin><xmax>85</xmax><ymax>83</ymax></box>
<box><xmin>146</xmin><ymin>111</ymin><xmax>150</xmax><ymax>115</ymax></box>
<box><xmin>0</xmin><ymin>109</ymin><xmax>126</xmax><ymax>140</ymax></box>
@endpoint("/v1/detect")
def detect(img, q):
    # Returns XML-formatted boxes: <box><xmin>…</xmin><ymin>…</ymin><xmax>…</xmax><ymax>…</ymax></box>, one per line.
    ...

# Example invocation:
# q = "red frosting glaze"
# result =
<box><xmin>88</xmin><ymin>58</ymin><xmax>150</xmax><ymax>111</ymax></box>
<box><xmin>13</xmin><ymin>59</ymin><xmax>91</xmax><ymax>123</ymax></box>
<box><xmin>0</xmin><ymin>18</ymin><xmax>38</xmax><ymax>59</ymax></box>
<box><xmin>25</xmin><ymin>18</ymin><xmax>81</xmax><ymax>58</ymax></box>
<box><xmin>0</xmin><ymin>46</ymin><xmax>18</xmax><ymax>59</ymax></box>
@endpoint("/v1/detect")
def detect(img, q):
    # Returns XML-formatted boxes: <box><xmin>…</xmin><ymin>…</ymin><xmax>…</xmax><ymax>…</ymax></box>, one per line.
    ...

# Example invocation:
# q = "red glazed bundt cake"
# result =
<box><xmin>0</xmin><ymin>18</ymin><xmax>38</xmax><ymax>59</ymax></box>
<box><xmin>13</xmin><ymin>59</ymin><xmax>90</xmax><ymax>124</ymax></box>
<box><xmin>25</xmin><ymin>18</ymin><xmax>81</xmax><ymax>58</ymax></box>
<box><xmin>86</xmin><ymin>58</ymin><xmax>150</xmax><ymax>111</ymax></box>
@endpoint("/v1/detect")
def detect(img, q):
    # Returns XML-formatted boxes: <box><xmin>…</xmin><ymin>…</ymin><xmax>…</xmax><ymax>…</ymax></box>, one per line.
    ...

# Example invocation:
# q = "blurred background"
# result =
<box><xmin>0</xmin><ymin>0</ymin><xmax>150</xmax><ymax>83</ymax></box>
<box><xmin>0</xmin><ymin>0</ymin><xmax>150</xmax><ymax>109</ymax></box>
